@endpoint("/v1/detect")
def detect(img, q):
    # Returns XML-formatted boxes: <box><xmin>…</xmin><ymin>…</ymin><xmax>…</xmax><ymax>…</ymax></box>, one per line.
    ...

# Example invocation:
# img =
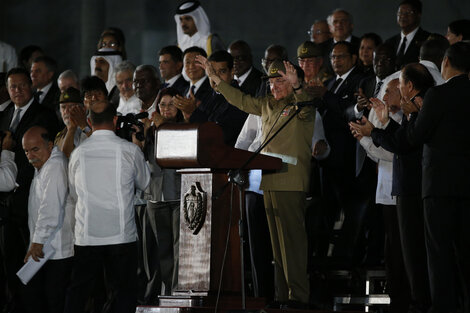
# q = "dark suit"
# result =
<box><xmin>39</xmin><ymin>82</ymin><xmax>62</xmax><ymax>128</ymax></box>
<box><xmin>371</xmin><ymin>104</ymin><xmax>430</xmax><ymax>312</ymax></box>
<box><xmin>321</xmin><ymin>36</ymin><xmax>361</xmax><ymax>75</ymax></box>
<box><xmin>238</xmin><ymin>67</ymin><xmax>263</xmax><ymax>97</ymax></box>
<box><xmin>40</xmin><ymin>82</ymin><xmax>60</xmax><ymax>112</ymax></box>
<box><xmin>190</xmin><ymin>88</ymin><xmax>247</xmax><ymax>147</ymax></box>
<box><xmin>0</xmin><ymin>98</ymin><xmax>60</xmax><ymax>313</ymax></box>
<box><xmin>184</xmin><ymin>77</ymin><xmax>213</xmax><ymax>115</ymax></box>
<box><xmin>167</xmin><ymin>75</ymin><xmax>189</xmax><ymax>96</ymax></box>
<box><xmin>384</xmin><ymin>27</ymin><xmax>430</xmax><ymax>70</ymax></box>
<box><xmin>108</xmin><ymin>86</ymin><xmax>120</xmax><ymax>109</ymax></box>
<box><xmin>313</xmin><ymin>66</ymin><xmax>366</xmax><ymax>261</ymax></box>
<box><xmin>406</xmin><ymin>74</ymin><xmax>470</xmax><ymax>313</ymax></box>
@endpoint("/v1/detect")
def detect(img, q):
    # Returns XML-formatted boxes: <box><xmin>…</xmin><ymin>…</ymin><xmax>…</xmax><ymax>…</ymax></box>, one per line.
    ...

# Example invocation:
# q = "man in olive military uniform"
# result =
<box><xmin>54</xmin><ymin>87</ymin><xmax>90</xmax><ymax>158</ymax></box>
<box><xmin>297</xmin><ymin>41</ymin><xmax>332</xmax><ymax>87</ymax></box>
<box><xmin>196</xmin><ymin>56</ymin><xmax>315</xmax><ymax>309</ymax></box>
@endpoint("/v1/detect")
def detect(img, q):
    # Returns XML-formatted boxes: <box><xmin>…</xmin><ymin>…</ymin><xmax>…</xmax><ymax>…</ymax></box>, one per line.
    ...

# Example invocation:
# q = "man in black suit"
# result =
<box><xmin>31</xmin><ymin>56</ymin><xmax>61</xmax><ymax>123</ymax></box>
<box><xmin>174</xmin><ymin>46</ymin><xmax>213</xmax><ymax>122</ymax></box>
<box><xmin>187</xmin><ymin>50</ymin><xmax>247</xmax><ymax>146</ymax></box>
<box><xmin>228</xmin><ymin>40</ymin><xmax>263</xmax><ymax>97</ymax></box>
<box><xmin>158</xmin><ymin>45</ymin><xmax>189</xmax><ymax>96</ymax></box>
<box><xmin>0</xmin><ymin>67</ymin><xmax>59</xmax><ymax>313</ymax></box>
<box><xmin>359</xmin><ymin>63</ymin><xmax>435</xmax><ymax>313</ymax></box>
<box><xmin>385</xmin><ymin>0</ymin><xmax>430</xmax><ymax>70</ymax></box>
<box><xmin>321</xmin><ymin>9</ymin><xmax>360</xmax><ymax>75</ymax></box>
<box><xmin>406</xmin><ymin>42</ymin><xmax>470</xmax><ymax>313</ymax></box>
<box><xmin>310</xmin><ymin>41</ymin><xmax>365</xmax><ymax>262</ymax></box>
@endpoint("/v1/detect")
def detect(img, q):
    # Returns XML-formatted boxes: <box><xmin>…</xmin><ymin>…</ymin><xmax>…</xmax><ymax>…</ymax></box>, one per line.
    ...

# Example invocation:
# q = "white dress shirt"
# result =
<box><xmin>234</xmin><ymin>67</ymin><xmax>253</xmax><ymax>86</ymax></box>
<box><xmin>0</xmin><ymin>150</ymin><xmax>17</xmax><ymax>192</ymax></box>
<box><xmin>68</xmin><ymin>130</ymin><xmax>150</xmax><ymax>246</ymax></box>
<box><xmin>117</xmin><ymin>94</ymin><xmax>142</xmax><ymax>116</ymax></box>
<box><xmin>235</xmin><ymin>111</ymin><xmax>329</xmax><ymax>193</ymax></box>
<box><xmin>187</xmin><ymin>76</ymin><xmax>208</xmax><ymax>97</ymax></box>
<box><xmin>333</xmin><ymin>66</ymin><xmax>355</xmax><ymax>93</ymax></box>
<box><xmin>37</xmin><ymin>82</ymin><xmax>52</xmax><ymax>104</ymax></box>
<box><xmin>398</xmin><ymin>27</ymin><xmax>419</xmax><ymax>54</ymax></box>
<box><xmin>28</xmin><ymin>147</ymin><xmax>74</xmax><ymax>259</ymax></box>
<box><xmin>10</xmin><ymin>97</ymin><xmax>34</xmax><ymax>129</ymax></box>
<box><xmin>360</xmin><ymin>109</ymin><xmax>403</xmax><ymax>205</ymax></box>
<box><xmin>165</xmin><ymin>73</ymin><xmax>182</xmax><ymax>86</ymax></box>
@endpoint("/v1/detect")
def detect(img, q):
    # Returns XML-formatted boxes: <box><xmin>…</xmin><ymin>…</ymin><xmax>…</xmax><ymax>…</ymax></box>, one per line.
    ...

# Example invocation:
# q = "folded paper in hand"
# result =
<box><xmin>16</xmin><ymin>243</ymin><xmax>55</xmax><ymax>285</ymax></box>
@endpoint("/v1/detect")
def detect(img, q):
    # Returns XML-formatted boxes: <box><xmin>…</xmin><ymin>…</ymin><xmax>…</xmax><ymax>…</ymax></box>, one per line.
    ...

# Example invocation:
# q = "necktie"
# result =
<box><xmin>161</xmin><ymin>82</ymin><xmax>169</xmax><ymax>89</ymax></box>
<box><xmin>374</xmin><ymin>81</ymin><xmax>383</xmax><ymax>98</ymax></box>
<box><xmin>397</xmin><ymin>36</ymin><xmax>407</xmax><ymax>64</ymax></box>
<box><xmin>330</xmin><ymin>78</ymin><xmax>343</xmax><ymax>94</ymax></box>
<box><xmin>34</xmin><ymin>90</ymin><xmax>43</xmax><ymax>103</ymax></box>
<box><xmin>190</xmin><ymin>85</ymin><xmax>196</xmax><ymax>97</ymax></box>
<box><xmin>9</xmin><ymin>108</ymin><xmax>22</xmax><ymax>133</ymax></box>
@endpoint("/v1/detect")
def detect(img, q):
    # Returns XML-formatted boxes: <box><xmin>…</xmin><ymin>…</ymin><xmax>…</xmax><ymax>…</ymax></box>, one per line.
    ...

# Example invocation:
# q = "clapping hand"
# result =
<box><xmin>174</xmin><ymin>89</ymin><xmax>199</xmax><ymax>121</ymax></box>
<box><xmin>349</xmin><ymin>116</ymin><xmax>374</xmax><ymax>139</ymax></box>
<box><xmin>370</xmin><ymin>97</ymin><xmax>389</xmax><ymax>126</ymax></box>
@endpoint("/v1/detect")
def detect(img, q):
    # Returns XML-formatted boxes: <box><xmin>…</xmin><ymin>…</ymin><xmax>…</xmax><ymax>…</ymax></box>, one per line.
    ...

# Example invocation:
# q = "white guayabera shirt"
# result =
<box><xmin>28</xmin><ymin>147</ymin><xmax>74</xmax><ymax>259</ymax></box>
<box><xmin>68</xmin><ymin>130</ymin><xmax>150</xmax><ymax>246</ymax></box>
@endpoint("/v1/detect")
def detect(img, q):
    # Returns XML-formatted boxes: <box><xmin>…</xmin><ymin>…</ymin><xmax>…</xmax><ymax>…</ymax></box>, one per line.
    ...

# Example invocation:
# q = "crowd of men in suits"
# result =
<box><xmin>0</xmin><ymin>0</ymin><xmax>470</xmax><ymax>312</ymax></box>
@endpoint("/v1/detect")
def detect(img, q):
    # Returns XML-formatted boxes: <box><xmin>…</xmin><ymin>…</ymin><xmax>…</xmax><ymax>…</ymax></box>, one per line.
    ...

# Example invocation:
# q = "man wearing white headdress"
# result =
<box><xmin>89</xmin><ymin>48</ymin><xmax>122</xmax><ymax>94</ymax></box>
<box><xmin>174</xmin><ymin>0</ymin><xmax>225</xmax><ymax>56</ymax></box>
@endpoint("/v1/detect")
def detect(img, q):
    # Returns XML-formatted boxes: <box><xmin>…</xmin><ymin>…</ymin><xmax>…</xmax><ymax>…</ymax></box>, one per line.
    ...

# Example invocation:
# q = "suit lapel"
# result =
<box><xmin>0</xmin><ymin>102</ymin><xmax>15</xmax><ymax>129</ymax></box>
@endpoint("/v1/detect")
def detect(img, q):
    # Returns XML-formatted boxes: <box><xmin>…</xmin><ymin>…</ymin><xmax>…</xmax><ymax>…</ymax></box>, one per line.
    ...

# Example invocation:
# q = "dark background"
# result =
<box><xmin>1</xmin><ymin>0</ymin><xmax>468</xmax><ymax>78</ymax></box>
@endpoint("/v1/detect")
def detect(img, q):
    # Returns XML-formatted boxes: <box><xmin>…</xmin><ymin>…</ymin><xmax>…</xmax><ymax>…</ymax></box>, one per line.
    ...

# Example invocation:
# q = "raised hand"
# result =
<box><xmin>195</xmin><ymin>54</ymin><xmax>219</xmax><ymax>82</ymax></box>
<box><xmin>370</xmin><ymin>97</ymin><xmax>389</xmax><ymax>126</ymax></box>
<box><xmin>278</xmin><ymin>61</ymin><xmax>300</xmax><ymax>89</ymax></box>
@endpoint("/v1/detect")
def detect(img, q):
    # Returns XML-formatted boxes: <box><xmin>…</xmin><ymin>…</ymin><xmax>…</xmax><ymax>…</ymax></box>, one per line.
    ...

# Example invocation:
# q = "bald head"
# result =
<box><xmin>22</xmin><ymin>126</ymin><xmax>54</xmax><ymax>170</ymax></box>
<box><xmin>383</xmin><ymin>79</ymin><xmax>401</xmax><ymax>114</ymax></box>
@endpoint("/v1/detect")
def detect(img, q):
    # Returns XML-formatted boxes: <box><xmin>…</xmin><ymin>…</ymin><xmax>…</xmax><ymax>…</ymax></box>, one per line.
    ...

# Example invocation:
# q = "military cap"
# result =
<box><xmin>266</xmin><ymin>60</ymin><xmax>286</xmax><ymax>78</ymax></box>
<box><xmin>59</xmin><ymin>87</ymin><xmax>81</xmax><ymax>103</ymax></box>
<box><xmin>297</xmin><ymin>41</ymin><xmax>322</xmax><ymax>58</ymax></box>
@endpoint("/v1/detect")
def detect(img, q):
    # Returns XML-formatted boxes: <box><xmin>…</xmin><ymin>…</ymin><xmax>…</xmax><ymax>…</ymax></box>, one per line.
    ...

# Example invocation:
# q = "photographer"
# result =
<box><xmin>0</xmin><ymin>130</ymin><xmax>16</xmax><ymax>192</ymax></box>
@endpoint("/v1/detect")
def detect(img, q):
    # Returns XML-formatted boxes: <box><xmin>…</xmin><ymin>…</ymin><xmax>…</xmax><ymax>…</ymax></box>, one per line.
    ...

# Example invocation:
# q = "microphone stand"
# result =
<box><xmin>216</xmin><ymin>102</ymin><xmax>309</xmax><ymax>312</ymax></box>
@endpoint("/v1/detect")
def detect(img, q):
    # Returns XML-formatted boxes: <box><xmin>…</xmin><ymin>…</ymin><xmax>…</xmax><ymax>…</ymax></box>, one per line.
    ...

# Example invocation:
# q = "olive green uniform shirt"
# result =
<box><xmin>217</xmin><ymin>81</ymin><xmax>315</xmax><ymax>192</ymax></box>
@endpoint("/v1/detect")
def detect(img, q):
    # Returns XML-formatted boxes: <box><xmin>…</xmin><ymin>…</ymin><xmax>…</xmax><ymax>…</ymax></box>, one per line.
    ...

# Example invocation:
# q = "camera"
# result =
<box><xmin>115</xmin><ymin>112</ymin><xmax>148</xmax><ymax>142</ymax></box>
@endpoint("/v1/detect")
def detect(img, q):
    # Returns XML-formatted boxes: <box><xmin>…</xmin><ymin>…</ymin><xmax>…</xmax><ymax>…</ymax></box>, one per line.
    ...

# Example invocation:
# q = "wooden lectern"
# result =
<box><xmin>155</xmin><ymin>122</ymin><xmax>281</xmax><ymax>307</ymax></box>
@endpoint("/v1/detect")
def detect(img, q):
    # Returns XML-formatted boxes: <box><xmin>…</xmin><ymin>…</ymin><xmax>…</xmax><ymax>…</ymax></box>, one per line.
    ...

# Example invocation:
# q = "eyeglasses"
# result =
<box><xmin>397</xmin><ymin>10</ymin><xmax>415</xmax><ymax>17</ymax></box>
<box><xmin>330</xmin><ymin>54</ymin><xmax>351</xmax><ymax>60</ymax></box>
<box><xmin>100</xmin><ymin>41</ymin><xmax>119</xmax><ymax>48</ymax></box>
